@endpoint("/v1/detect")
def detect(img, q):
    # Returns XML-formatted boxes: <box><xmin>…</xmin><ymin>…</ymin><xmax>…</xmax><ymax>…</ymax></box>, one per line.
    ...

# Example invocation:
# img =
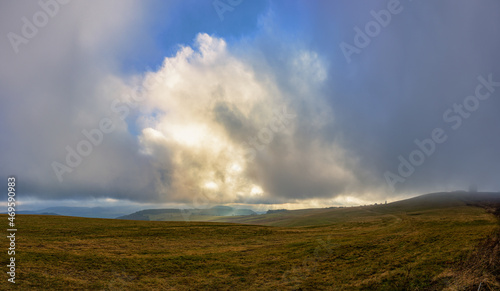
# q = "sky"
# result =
<box><xmin>1</xmin><ymin>0</ymin><xmax>500</xmax><ymax>212</ymax></box>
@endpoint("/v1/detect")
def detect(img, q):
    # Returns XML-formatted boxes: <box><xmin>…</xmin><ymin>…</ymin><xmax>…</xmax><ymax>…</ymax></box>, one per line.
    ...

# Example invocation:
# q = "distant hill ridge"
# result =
<box><xmin>117</xmin><ymin>206</ymin><xmax>257</xmax><ymax>221</ymax></box>
<box><xmin>12</xmin><ymin>191</ymin><xmax>500</xmax><ymax>222</ymax></box>
<box><xmin>2</xmin><ymin>206</ymin><xmax>139</xmax><ymax>219</ymax></box>
<box><xmin>207</xmin><ymin>191</ymin><xmax>500</xmax><ymax>227</ymax></box>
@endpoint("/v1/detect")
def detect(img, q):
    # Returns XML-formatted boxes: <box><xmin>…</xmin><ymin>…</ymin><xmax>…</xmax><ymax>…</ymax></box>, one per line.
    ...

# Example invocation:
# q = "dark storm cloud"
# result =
<box><xmin>0</xmin><ymin>0</ymin><xmax>163</xmax><ymax>202</ymax></box>
<box><xmin>296</xmin><ymin>0</ymin><xmax>500</xmax><ymax>195</ymax></box>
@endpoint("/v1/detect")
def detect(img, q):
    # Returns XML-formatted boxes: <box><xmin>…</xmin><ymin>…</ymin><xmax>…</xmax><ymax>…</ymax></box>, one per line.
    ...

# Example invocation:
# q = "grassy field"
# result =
<box><xmin>1</xmin><ymin>192</ymin><xmax>499</xmax><ymax>290</ymax></box>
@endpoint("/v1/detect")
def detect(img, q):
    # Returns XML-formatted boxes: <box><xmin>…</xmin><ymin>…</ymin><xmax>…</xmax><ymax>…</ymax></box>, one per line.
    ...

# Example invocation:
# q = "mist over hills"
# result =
<box><xmin>117</xmin><ymin>206</ymin><xmax>257</xmax><ymax>221</ymax></box>
<box><xmin>10</xmin><ymin>206</ymin><xmax>140</xmax><ymax>219</ymax></box>
<box><xmin>114</xmin><ymin>191</ymin><xmax>500</xmax><ymax>223</ymax></box>
<box><xmin>14</xmin><ymin>191</ymin><xmax>500</xmax><ymax>221</ymax></box>
<box><xmin>11</xmin><ymin>205</ymin><xmax>258</xmax><ymax>220</ymax></box>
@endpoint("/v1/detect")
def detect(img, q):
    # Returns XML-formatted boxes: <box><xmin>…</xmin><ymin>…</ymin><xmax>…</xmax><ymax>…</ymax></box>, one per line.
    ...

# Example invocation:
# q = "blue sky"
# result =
<box><xmin>1</xmin><ymin>0</ymin><xmax>500</xmax><ymax>211</ymax></box>
<box><xmin>121</xmin><ymin>0</ymin><xmax>271</xmax><ymax>72</ymax></box>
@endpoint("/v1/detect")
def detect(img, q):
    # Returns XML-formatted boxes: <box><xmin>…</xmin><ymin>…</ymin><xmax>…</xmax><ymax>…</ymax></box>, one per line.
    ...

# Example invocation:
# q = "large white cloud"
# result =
<box><xmin>132</xmin><ymin>33</ymin><xmax>380</xmax><ymax>206</ymax></box>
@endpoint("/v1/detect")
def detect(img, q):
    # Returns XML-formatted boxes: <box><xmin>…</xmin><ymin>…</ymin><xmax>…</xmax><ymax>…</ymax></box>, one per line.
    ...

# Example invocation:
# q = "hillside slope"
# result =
<box><xmin>209</xmin><ymin>192</ymin><xmax>500</xmax><ymax>227</ymax></box>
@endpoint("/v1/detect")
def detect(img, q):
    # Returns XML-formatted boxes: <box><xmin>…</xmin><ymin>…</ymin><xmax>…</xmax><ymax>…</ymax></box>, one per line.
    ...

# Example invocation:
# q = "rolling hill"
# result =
<box><xmin>209</xmin><ymin>191</ymin><xmax>500</xmax><ymax>227</ymax></box>
<box><xmin>117</xmin><ymin>205</ymin><xmax>257</xmax><ymax>221</ymax></box>
<box><xmin>3</xmin><ymin>206</ymin><xmax>142</xmax><ymax>219</ymax></box>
